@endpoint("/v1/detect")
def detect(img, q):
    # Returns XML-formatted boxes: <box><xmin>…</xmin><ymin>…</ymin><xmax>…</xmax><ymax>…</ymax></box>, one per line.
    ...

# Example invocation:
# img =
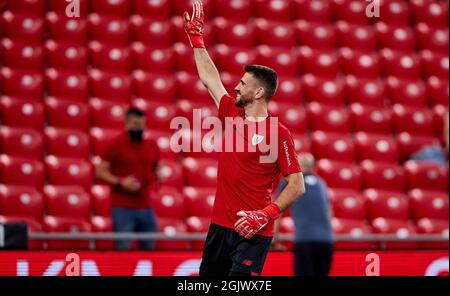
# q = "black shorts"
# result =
<box><xmin>199</xmin><ymin>223</ymin><xmax>272</xmax><ymax>277</ymax></box>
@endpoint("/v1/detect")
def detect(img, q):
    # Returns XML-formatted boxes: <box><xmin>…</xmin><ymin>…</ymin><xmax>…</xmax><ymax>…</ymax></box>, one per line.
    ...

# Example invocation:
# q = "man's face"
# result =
<box><xmin>125</xmin><ymin>115</ymin><xmax>146</xmax><ymax>134</ymax></box>
<box><xmin>234</xmin><ymin>73</ymin><xmax>262</xmax><ymax>108</ymax></box>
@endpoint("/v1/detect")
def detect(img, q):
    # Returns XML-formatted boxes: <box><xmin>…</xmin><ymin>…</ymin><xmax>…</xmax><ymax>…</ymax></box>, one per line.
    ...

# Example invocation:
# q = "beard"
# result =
<box><xmin>235</xmin><ymin>93</ymin><xmax>253</xmax><ymax>108</ymax></box>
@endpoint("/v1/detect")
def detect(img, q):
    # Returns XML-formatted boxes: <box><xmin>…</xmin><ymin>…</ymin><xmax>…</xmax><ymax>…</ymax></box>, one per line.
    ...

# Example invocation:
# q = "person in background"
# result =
<box><xmin>411</xmin><ymin>112</ymin><xmax>449</xmax><ymax>165</ymax></box>
<box><xmin>273</xmin><ymin>153</ymin><xmax>334</xmax><ymax>276</ymax></box>
<box><xmin>95</xmin><ymin>108</ymin><xmax>160</xmax><ymax>250</ymax></box>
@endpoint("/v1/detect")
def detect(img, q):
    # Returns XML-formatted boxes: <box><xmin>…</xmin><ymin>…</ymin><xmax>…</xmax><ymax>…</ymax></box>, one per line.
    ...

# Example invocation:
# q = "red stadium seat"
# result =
<box><xmin>256</xmin><ymin>46</ymin><xmax>298</xmax><ymax>76</ymax></box>
<box><xmin>296</xmin><ymin>47</ymin><xmax>339</xmax><ymax>77</ymax></box>
<box><xmin>360</xmin><ymin>160</ymin><xmax>405</xmax><ymax>192</ymax></box>
<box><xmin>416</xmin><ymin>218</ymin><xmax>449</xmax><ymax>249</ymax></box>
<box><xmin>0</xmin><ymin>185</ymin><xmax>44</xmax><ymax>220</ymax></box>
<box><xmin>89</xmin><ymin>70</ymin><xmax>132</xmax><ymax>101</ymax></box>
<box><xmin>183</xmin><ymin>186</ymin><xmax>215</xmax><ymax>218</ymax></box>
<box><xmin>268</xmin><ymin>102</ymin><xmax>307</xmax><ymax>134</ymax></box>
<box><xmin>254</xmin><ymin>0</ymin><xmax>293</xmax><ymax>21</ymax></box>
<box><xmin>5</xmin><ymin>0</ymin><xmax>46</xmax><ymax>14</ymax></box>
<box><xmin>132</xmin><ymin>99</ymin><xmax>176</xmax><ymax>131</ymax></box>
<box><xmin>45</xmin><ymin>156</ymin><xmax>93</xmax><ymax>190</ymax></box>
<box><xmin>0</xmin><ymin>215</ymin><xmax>44</xmax><ymax>250</ymax></box>
<box><xmin>1</xmin><ymin>68</ymin><xmax>44</xmax><ymax>100</ymax></box>
<box><xmin>158</xmin><ymin>159</ymin><xmax>183</xmax><ymax>189</ymax></box>
<box><xmin>302</xmin><ymin>75</ymin><xmax>345</xmax><ymax>106</ymax></box>
<box><xmin>396</xmin><ymin>132</ymin><xmax>438</xmax><ymax>162</ymax></box>
<box><xmin>306</xmin><ymin>103</ymin><xmax>350</xmax><ymax>133</ymax></box>
<box><xmin>46</xmin><ymin>12</ymin><xmax>88</xmax><ymax>43</ymax></box>
<box><xmin>91</xmin><ymin>216</ymin><xmax>114</xmax><ymax>250</ymax></box>
<box><xmin>292</xmin><ymin>133</ymin><xmax>311</xmax><ymax>153</ymax></box>
<box><xmin>147</xmin><ymin>130</ymin><xmax>178</xmax><ymax>160</ymax></box>
<box><xmin>0</xmin><ymin>96</ymin><xmax>44</xmax><ymax>129</ymax></box>
<box><xmin>88</xmin><ymin>42</ymin><xmax>131</xmax><ymax>73</ymax></box>
<box><xmin>89</xmin><ymin>128</ymin><xmax>122</xmax><ymax>157</ymax></box>
<box><xmin>371</xmin><ymin>217</ymin><xmax>419</xmax><ymax>249</ymax></box>
<box><xmin>132</xmin><ymin>0</ymin><xmax>172</xmax><ymax>17</ymax></box>
<box><xmin>45</xmin><ymin>41</ymin><xmax>88</xmax><ymax>71</ymax></box>
<box><xmin>349</xmin><ymin>103</ymin><xmax>393</xmax><ymax>134</ymax></box>
<box><xmin>415</xmin><ymin>23</ymin><xmax>449</xmax><ymax>53</ymax></box>
<box><xmin>89</xmin><ymin>14</ymin><xmax>130</xmax><ymax>45</ymax></box>
<box><xmin>311</xmin><ymin>131</ymin><xmax>356</xmax><ymax>161</ymax></box>
<box><xmin>43</xmin><ymin>216</ymin><xmax>91</xmax><ymax>250</ymax></box>
<box><xmin>380</xmin><ymin>49</ymin><xmax>422</xmax><ymax>78</ymax></box>
<box><xmin>374</xmin><ymin>22</ymin><xmax>416</xmax><ymax>51</ymax></box>
<box><xmin>254</xmin><ymin>19</ymin><xmax>296</xmax><ymax>47</ymax></box>
<box><xmin>364</xmin><ymin>189</ymin><xmax>409</xmax><ymax>221</ymax></box>
<box><xmin>0</xmin><ymin>155</ymin><xmax>44</xmax><ymax>187</ymax></box>
<box><xmin>182</xmin><ymin>157</ymin><xmax>218</xmax><ymax>188</ymax></box>
<box><xmin>131</xmin><ymin>43</ymin><xmax>175</xmax><ymax>73</ymax></box>
<box><xmin>1</xmin><ymin>39</ymin><xmax>44</xmax><ymax>70</ymax></box>
<box><xmin>186</xmin><ymin>216</ymin><xmax>210</xmax><ymax>250</ymax></box>
<box><xmin>151</xmin><ymin>187</ymin><xmax>185</xmax><ymax>219</ymax></box>
<box><xmin>155</xmin><ymin>218</ymin><xmax>189</xmax><ymax>250</ymax></box>
<box><xmin>173</xmin><ymin>42</ymin><xmax>197</xmax><ymax>73</ymax></box>
<box><xmin>212</xmin><ymin>0</ymin><xmax>252</xmax><ymax>20</ymax></box>
<box><xmin>0</xmin><ymin>126</ymin><xmax>42</xmax><ymax>162</ymax></box>
<box><xmin>333</xmin><ymin>0</ymin><xmax>369</xmax><ymax>24</ymax></box>
<box><xmin>354</xmin><ymin>132</ymin><xmax>399</xmax><ymax>163</ymax></box>
<box><xmin>175</xmin><ymin>99</ymin><xmax>218</xmax><ymax>127</ymax></box>
<box><xmin>277</xmin><ymin>216</ymin><xmax>294</xmax><ymax>250</ymax></box>
<box><xmin>335</xmin><ymin>21</ymin><xmax>375</xmax><ymax>51</ymax></box>
<box><xmin>420</xmin><ymin>51</ymin><xmax>449</xmax><ymax>79</ymax></box>
<box><xmin>339</xmin><ymin>48</ymin><xmax>381</xmax><ymax>78</ymax></box>
<box><xmin>378</xmin><ymin>0</ymin><xmax>410</xmax><ymax>25</ymax></box>
<box><xmin>328</xmin><ymin>189</ymin><xmax>365</xmax><ymax>220</ymax></box>
<box><xmin>331</xmin><ymin>218</ymin><xmax>374</xmax><ymax>250</ymax></box>
<box><xmin>316</xmin><ymin>159</ymin><xmax>361</xmax><ymax>190</ymax></box>
<box><xmin>392</xmin><ymin>104</ymin><xmax>434</xmax><ymax>136</ymax></box>
<box><xmin>214</xmin><ymin>45</ymin><xmax>256</xmax><ymax>74</ymax></box>
<box><xmin>212</xmin><ymin>18</ymin><xmax>255</xmax><ymax>47</ymax></box>
<box><xmin>404</xmin><ymin>160</ymin><xmax>448</xmax><ymax>192</ymax></box>
<box><xmin>273</xmin><ymin>77</ymin><xmax>303</xmax><ymax>104</ymax></box>
<box><xmin>409</xmin><ymin>189</ymin><xmax>449</xmax><ymax>221</ymax></box>
<box><xmin>1</xmin><ymin>11</ymin><xmax>44</xmax><ymax>42</ymax></box>
<box><xmin>410</xmin><ymin>0</ymin><xmax>448</xmax><ymax>25</ymax></box>
<box><xmin>175</xmin><ymin>72</ymin><xmax>211</xmax><ymax>103</ymax></box>
<box><xmin>133</xmin><ymin>71</ymin><xmax>176</xmax><ymax>103</ymax></box>
<box><xmin>89</xmin><ymin>98</ymin><xmax>128</xmax><ymax>129</ymax></box>
<box><xmin>44</xmin><ymin>127</ymin><xmax>90</xmax><ymax>159</ymax></box>
<box><xmin>130</xmin><ymin>16</ymin><xmax>172</xmax><ymax>45</ymax></box>
<box><xmin>91</xmin><ymin>185</ymin><xmax>111</xmax><ymax>217</ymax></box>
<box><xmin>294</xmin><ymin>21</ymin><xmax>335</xmax><ymax>50</ymax></box>
<box><xmin>45</xmin><ymin>97</ymin><xmax>90</xmax><ymax>131</ymax></box>
<box><xmin>386</xmin><ymin>77</ymin><xmax>428</xmax><ymax>107</ymax></box>
<box><xmin>43</xmin><ymin>185</ymin><xmax>91</xmax><ymax>220</ymax></box>
<box><xmin>432</xmin><ymin>104</ymin><xmax>449</xmax><ymax>141</ymax></box>
<box><xmin>345</xmin><ymin>76</ymin><xmax>386</xmax><ymax>107</ymax></box>
<box><xmin>47</xmin><ymin>0</ymin><xmax>89</xmax><ymax>16</ymax></box>
<box><xmin>45</xmin><ymin>69</ymin><xmax>89</xmax><ymax>101</ymax></box>
<box><xmin>91</xmin><ymin>0</ymin><xmax>130</xmax><ymax>17</ymax></box>
<box><xmin>294</xmin><ymin>0</ymin><xmax>332</xmax><ymax>23</ymax></box>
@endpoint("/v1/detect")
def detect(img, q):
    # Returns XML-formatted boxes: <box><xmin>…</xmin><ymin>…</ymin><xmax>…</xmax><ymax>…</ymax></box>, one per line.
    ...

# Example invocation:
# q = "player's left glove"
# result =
<box><xmin>183</xmin><ymin>0</ymin><xmax>205</xmax><ymax>48</ymax></box>
<box><xmin>234</xmin><ymin>203</ymin><xmax>281</xmax><ymax>239</ymax></box>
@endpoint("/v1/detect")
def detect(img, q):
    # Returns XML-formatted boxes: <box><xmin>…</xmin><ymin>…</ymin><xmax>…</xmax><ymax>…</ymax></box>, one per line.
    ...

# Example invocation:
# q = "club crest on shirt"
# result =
<box><xmin>252</xmin><ymin>134</ymin><xmax>265</xmax><ymax>146</ymax></box>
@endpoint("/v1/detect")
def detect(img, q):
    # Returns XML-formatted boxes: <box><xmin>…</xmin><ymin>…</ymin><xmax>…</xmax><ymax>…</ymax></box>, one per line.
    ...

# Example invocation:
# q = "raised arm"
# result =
<box><xmin>184</xmin><ymin>0</ymin><xmax>228</xmax><ymax>108</ymax></box>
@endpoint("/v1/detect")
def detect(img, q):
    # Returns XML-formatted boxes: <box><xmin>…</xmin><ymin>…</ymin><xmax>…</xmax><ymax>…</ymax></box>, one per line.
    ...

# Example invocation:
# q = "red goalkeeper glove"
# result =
<box><xmin>234</xmin><ymin>203</ymin><xmax>281</xmax><ymax>239</ymax></box>
<box><xmin>183</xmin><ymin>0</ymin><xmax>205</xmax><ymax>48</ymax></box>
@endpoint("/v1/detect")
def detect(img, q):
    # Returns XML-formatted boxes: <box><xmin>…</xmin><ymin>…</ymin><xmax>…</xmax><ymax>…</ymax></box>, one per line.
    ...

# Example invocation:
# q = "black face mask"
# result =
<box><xmin>128</xmin><ymin>129</ymin><xmax>144</xmax><ymax>142</ymax></box>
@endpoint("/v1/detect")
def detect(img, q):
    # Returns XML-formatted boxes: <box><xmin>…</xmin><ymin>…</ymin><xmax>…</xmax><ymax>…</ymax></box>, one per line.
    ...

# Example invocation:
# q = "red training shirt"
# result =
<box><xmin>103</xmin><ymin>132</ymin><xmax>160</xmax><ymax>209</ymax></box>
<box><xmin>212</xmin><ymin>95</ymin><xmax>302</xmax><ymax>237</ymax></box>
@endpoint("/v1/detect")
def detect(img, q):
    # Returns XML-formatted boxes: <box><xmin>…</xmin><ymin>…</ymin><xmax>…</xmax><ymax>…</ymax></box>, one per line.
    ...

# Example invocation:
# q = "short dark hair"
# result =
<box><xmin>244</xmin><ymin>65</ymin><xmax>278</xmax><ymax>100</ymax></box>
<box><xmin>126</xmin><ymin>107</ymin><xmax>145</xmax><ymax>118</ymax></box>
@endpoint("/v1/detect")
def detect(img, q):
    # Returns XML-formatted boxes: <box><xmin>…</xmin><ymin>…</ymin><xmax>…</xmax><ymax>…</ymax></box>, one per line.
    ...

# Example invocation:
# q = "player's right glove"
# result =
<box><xmin>183</xmin><ymin>0</ymin><xmax>205</xmax><ymax>48</ymax></box>
<box><xmin>234</xmin><ymin>203</ymin><xmax>281</xmax><ymax>239</ymax></box>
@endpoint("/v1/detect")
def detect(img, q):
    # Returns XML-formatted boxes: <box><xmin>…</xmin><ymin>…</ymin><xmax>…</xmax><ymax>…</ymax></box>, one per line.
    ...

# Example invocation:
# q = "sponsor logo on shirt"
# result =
<box><xmin>283</xmin><ymin>141</ymin><xmax>291</xmax><ymax>167</ymax></box>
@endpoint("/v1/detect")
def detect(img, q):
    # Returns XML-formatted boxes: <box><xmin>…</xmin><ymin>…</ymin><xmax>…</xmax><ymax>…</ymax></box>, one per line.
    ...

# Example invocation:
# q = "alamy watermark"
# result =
<box><xmin>66</xmin><ymin>0</ymin><xmax>80</xmax><ymax>18</ymax></box>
